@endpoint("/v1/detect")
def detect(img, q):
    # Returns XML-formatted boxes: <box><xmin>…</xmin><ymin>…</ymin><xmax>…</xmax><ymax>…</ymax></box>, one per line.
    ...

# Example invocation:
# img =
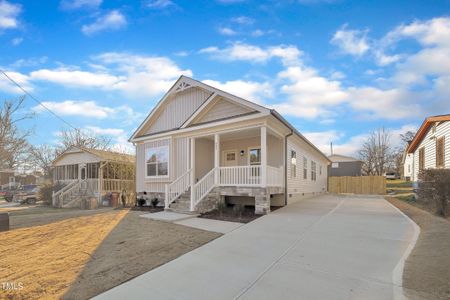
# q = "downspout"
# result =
<box><xmin>284</xmin><ymin>130</ymin><xmax>294</xmax><ymax>206</ymax></box>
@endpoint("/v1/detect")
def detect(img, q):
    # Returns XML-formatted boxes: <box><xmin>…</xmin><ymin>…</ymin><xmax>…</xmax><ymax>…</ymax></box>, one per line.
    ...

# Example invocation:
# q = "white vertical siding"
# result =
<box><xmin>412</xmin><ymin>121</ymin><xmax>450</xmax><ymax>181</ymax></box>
<box><xmin>286</xmin><ymin>135</ymin><xmax>328</xmax><ymax>201</ymax></box>
<box><xmin>146</xmin><ymin>88</ymin><xmax>211</xmax><ymax>134</ymax></box>
<box><xmin>196</xmin><ymin>98</ymin><xmax>254</xmax><ymax>124</ymax></box>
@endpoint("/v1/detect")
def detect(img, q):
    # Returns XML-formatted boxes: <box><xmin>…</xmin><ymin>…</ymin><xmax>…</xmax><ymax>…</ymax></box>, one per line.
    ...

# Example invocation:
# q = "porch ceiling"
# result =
<box><xmin>200</xmin><ymin>127</ymin><xmax>281</xmax><ymax>142</ymax></box>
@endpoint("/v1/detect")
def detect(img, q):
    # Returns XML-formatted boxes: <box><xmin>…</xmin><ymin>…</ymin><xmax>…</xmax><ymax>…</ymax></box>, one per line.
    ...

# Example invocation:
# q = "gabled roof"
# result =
<box><xmin>52</xmin><ymin>146</ymin><xmax>135</xmax><ymax>166</ymax></box>
<box><xmin>328</xmin><ymin>154</ymin><xmax>362</xmax><ymax>163</ymax></box>
<box><xmin>129</xmin><ymin>75</ymin><xmax>330</xmax><ymax>163</ymax></box>
<box><xmin>407</xmin><ymin>114</ymin><xmax>450</xmax><ymax>154</ymax></box>
<box><xmin>129</xmin><ymin>75</ymin><xmax>270</xmax><ymax>141</ymax></box>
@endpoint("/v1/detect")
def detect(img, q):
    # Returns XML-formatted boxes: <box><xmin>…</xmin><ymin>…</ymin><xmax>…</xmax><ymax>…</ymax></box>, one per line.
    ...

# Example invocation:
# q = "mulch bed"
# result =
<box><xmin>386</xmin><ymin>196</ymin><xmax>450</xmax><ymax>299</ymax></box>
<box><xmin>199</xmin><ymin>205</ymin><xmax>281</xmax><ymax>223</ymax></box>
<box><xmin>130</xmin><ymin>206</ymin><xmax>164</xmax><ymax>213</ymax></box>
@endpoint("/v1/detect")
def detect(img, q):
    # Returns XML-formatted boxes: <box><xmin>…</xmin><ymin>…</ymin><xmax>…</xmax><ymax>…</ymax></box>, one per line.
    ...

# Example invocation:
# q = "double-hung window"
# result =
<box><xmin>303</xmin><ymin>157</ymin><xmax>308</xmax><ymax>179</ymax></box>
<box><xmin>146</xmin><ymin>145</ymin><xmax>169</xmax><ymax>177</ymax></box>
<box><xmin>311</xmin><ymin>161</ymin><xmax>317</xmax><ymax>181</ymax></box>
<box><xmin>291</xmin><ymin>150</ymin><xmax>297</xmax><ymax>178</ymax></box>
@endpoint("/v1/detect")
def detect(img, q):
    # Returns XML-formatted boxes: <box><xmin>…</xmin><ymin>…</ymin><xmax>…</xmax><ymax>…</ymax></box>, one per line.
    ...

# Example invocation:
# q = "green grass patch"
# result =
<box><xmin>386</xmin><ymin>179</ymin><xmax>413</xmax><ymax>188</ymax></box>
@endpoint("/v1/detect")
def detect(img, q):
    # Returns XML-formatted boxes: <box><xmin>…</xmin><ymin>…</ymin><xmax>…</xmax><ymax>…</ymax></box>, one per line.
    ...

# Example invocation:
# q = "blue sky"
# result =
<box><xmin>1</xmin><ymin>0</ymin><xmax>450</xmax><ymax>155</ymax></box>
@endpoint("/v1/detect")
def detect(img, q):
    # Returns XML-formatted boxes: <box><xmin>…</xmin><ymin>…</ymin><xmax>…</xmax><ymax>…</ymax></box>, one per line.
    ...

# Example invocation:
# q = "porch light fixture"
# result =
<box><xmin>240</xmin><ymin>150</ymin><xmax>245</xmax><ymax>156</ymax></box>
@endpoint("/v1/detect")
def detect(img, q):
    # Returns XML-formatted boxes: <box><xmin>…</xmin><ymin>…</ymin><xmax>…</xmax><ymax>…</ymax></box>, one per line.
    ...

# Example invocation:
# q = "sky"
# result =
<box><xmin>1</xmin><ymin>0</ymin><xmax>450</xmax><ymax>156</ymax></box>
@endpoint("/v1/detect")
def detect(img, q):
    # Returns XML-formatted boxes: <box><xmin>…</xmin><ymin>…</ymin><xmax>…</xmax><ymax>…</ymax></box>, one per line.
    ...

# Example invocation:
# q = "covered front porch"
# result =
<box><xmin>166</xmin><ymin>125</ymin><xmax>285</xmax><ymax>214</ymax></box>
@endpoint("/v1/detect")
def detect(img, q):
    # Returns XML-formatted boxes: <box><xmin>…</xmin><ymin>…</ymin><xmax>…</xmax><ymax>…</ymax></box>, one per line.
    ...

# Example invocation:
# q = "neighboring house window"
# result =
<box><xmin>311</xmin><ymin>161</ymin><xmax>317</xmax><ymax>181</ymax></box>
<box><xmin>436</xmin><ymin>137</ymin><xmax>445</xmax><ymax>168</ymax></box>
<box><xmin>419</xmin><ymin>147</ymin><xmax>425</xmax><ymax>171</ymax></box>
<box><xmin>291</xmin><ymin>150</ymin><xmax>297</xmax><ymax>178</ymax></box>
<box><xmin>249</xmin><ymin>148</ymin><xmax>261</xmax><ymax>165</ymax></box>
<box><xmin>331</xmin><ymin>162</ymin><xmax>339</xmax><ymax>168</ymax></box>
<box><xmin>146</xmin><ymin>145</ymin><xmax>169</xmax><ymax>177</ymax></box>
<box><xmin>303</xmin><ymin>157</ymin><xmax>308</xmax><ymax>179</ymax></box>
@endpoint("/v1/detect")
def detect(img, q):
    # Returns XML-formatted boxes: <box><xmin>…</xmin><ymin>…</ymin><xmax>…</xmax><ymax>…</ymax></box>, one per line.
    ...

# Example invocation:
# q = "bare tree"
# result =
<box><xmin>56</xmin><ymin>128</ymin><xmax>111</xmax><ymax>155</ymax></box>
<box><xmin>29</xmin><ymin>144</ymin><xmax>57</xmax><ymax>178</ymax></box>
<box><xmin>0</xmin><ymin>96</ymin><xmax>33</xmax><ymax>169</ymax></box>
<box><xmin>358</xmin><ymin>127</ymin><xmax>393</xmax><ymax>175</ymax></box>
<box><xmin>400</xmin><ymin>131</ymin><xmax>416</xmax><ymax>145</ymax></box>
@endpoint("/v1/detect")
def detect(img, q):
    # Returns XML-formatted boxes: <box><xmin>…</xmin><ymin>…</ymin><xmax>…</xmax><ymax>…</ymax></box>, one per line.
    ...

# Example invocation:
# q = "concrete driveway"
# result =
<box><xmin>95</xmin><ymin>195</ymin><xmax>418</xmax><ymax>300</ymax></box>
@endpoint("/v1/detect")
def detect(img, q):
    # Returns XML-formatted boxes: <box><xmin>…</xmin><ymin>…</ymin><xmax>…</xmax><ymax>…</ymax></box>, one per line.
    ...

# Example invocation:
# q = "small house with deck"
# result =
<box><xmin>51</xmin><ymin>146</ymin><xmax>135</xmax><ymax>208</ymax></box>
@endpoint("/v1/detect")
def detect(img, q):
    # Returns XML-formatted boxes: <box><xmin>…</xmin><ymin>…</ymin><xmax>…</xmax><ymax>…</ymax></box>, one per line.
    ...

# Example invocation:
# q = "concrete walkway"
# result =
<box><xmin>95</xmin><ymin>195</ymin><xmax>418</xmax><ymax>300</ymax></box>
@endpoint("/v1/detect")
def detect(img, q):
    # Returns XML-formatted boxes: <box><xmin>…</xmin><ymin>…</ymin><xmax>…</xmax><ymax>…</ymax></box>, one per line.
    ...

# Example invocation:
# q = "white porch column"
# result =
<box><xmin>214</xmin><ymin>133</ymin><xmax>220</xmax><ymax>185</ymax></box>
<box><xmin>190</xmin><ymin>137</ymin><xmax>196</xmax><ymax>211</ymax></box>
<box><xmin>261</xmin><ymin>126</ymin><xmax>267</xmax><ymax>187</ymax></box>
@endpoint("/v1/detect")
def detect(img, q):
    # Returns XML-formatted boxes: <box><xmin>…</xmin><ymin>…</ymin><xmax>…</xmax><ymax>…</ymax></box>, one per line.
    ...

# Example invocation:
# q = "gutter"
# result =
<box><xmin>284</xmin><ymin>130</ymin><xmax>293</xmax><ymax>205</ymax></box>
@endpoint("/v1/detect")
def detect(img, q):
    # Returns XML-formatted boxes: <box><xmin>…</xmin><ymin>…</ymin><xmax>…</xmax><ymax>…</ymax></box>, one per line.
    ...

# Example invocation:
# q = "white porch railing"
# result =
<box><xmin>219</xmin><ymin>165</ymin><xmax>261</xmax><ymax>186</ymax></box>
<box><xmin>52</xmin><ymin>180</ymin><xmax>79</xmax><ymax>207</ymax></box>
<box><xmin>267</xmin><ymin>166</ymin><xmax>284</xmax><ymax>187</ymax></box>
<box><xmin>165</xmin><ymin>169</ymin><xmax>192</xmax><ymax>208</ymax></box>
<box><xmin>192</xmin><ymin>168</ymin><xmax>215</xmax><ymax>210</ymax></box>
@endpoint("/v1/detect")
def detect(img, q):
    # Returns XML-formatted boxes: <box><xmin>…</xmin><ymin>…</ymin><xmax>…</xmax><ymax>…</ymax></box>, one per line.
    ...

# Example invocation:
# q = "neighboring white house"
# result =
<box><xmin>402</xmin><ymin>152</ymin><xmax>414</xmax><ymax>181</ymax></box>
<box><xmin>52</xmin><ymin>146</ymin><xmax>135</xmax><ymax>208</ymax></box>
<box><xmin>129</xmin><ymin>76</ymin><xmax>330</xmax><ymax>214</ymax></box>
<box><xmin>406</xmin><ymin>114</ymin><xmax>450</xmax><ymax>182</ymax></box>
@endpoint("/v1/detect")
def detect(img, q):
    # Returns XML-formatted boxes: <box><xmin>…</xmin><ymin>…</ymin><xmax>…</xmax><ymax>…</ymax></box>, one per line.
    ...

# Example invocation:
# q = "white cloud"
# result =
<box><xmin>145</xmin><ymin>0</ymin><xmax>174</xmax><ymax>9</ymax></box>
<box><xmin>0</xmin><ymin>0</ymin><xmax>21</xmax><ymax>30</ymax></box>
<box><xmin>85</xmin><ymin>126</ymin><xmax>125</xmax><ymax>136</ymax></box>
<box><xmin>302</xmin><ymin>130</ymin><xmax>366</xmax><ymax>157</ymax></box>
<box><xmin>32</xmin><ymin>100</ymin><xmax>119</xmax><ymax>119</ymax></box>
<box><xmin>217</xmin><ymin>27</ymin><xmax>237</xmax><ymax>36</ymax></box>
<box><xmin>200</xmin><ymin>42</ymin><xmax>302</xmax><ymax>66</ymax></box>
<box><xmin>0</xmin><ymin>70</ymin><xmax>32</xmax><ymax>94</ymax></box>
<box><xmin>331</xmin><ymin>25</ymin><xmax>370</xmax><ymax>56</ymax></box>
<box><xmin>231</xmin><ymin>16</ymin><xmax>254</xmax><ymax>25</ymax></box>
<box><xmin>60</xmin><ymin>0</ymin><xmax>102</xmax><ymax>10</ymax></box>
<box><xmin>202</xmin><ymin>79</ymin><xmax>273</xmax><ymax>103</ymax></box>
<box><xmin>81</xmin><ymin>10</ymin><xmax>127</xmax><ymax>35</ymax></box>
<box><xmin>275</xmin><ymin>66</ymin><xmax>348</xmax><ymax>118</ymax></box>
<box><xmin>11</xmin><ymin>37</ymin><xmax>22</xmax><ymax>45</ymax></box>
<box><xmin>30</xmin><ymin>68</ymin><xmax>122</xmax><ymax>88</ymax></box>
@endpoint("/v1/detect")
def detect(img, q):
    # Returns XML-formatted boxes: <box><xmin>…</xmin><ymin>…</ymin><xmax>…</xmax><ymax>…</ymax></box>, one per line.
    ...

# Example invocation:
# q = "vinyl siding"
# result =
<box><xmin>145</xmin><ymin>87</ymin><xmax>211</xmax><ymax>135</ymax></box>
<box><xmin>196</xmin><ymin>97</ymin><xmax>254</xmax><ymax>124</ymax></box>
<box><xmin>286</xmin><ymin>135</ymin><xmax>328</xmax><ymax>202</ymax></box>
<box><xmin>412</xmin><ymin>121</ymin><xmax>450</xmax><ymax>181</ymax></box>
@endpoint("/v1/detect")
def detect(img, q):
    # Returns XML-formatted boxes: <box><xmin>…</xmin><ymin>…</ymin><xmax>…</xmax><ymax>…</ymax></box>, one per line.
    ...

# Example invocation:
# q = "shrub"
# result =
<box><xmin>217</xmin><ymin>201</ymin><xmax>226</xmax><ymax>216</ymax></box>
<box><xmin>137</xmin><ymin>198</ymin><xmax>146</xmax><ymax>207</ymax></box>
<box><xmin>38</xmin><ymin>182</ymin><xmax>65</xmax><ymax>205</ymax></box>
<box><xmin>417</xmin><ymin>169</ymin><xmax>450</xmax><ymax>217</ymax></box>
<box><xmin>151</xmin><ymin>198</ymin><xmax>159</xmax><ymax>208</ymax></box>
<box><xmin>233</xmin><ymin>204</ymin><xmax>245</xmax><ymax>220</ymax></box>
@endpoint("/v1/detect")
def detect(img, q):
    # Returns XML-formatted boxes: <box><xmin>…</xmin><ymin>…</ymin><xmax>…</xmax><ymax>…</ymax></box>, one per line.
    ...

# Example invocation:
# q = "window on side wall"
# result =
<box><xmin>419</xmin><ymin>147</ymin><xmax>425</xmax><ymax>171</ymax></box>
<box><xmin>291</xmin><ymin>150</ymin><xmax>297</xmax><ymax>178</ymax></box>
<box><xmin>311</xmin><ymin>161</ymin><xmax>317</xmax><ymax>181</ymax></box>
<box><xmin>436</xmin><ymin>137</ymin><xmax>445</xmax><ymax>168</ymax></box>
<box><xmin>303</xmin><ymin>157</ymin><xmax>308</xmax><ymax>179</ymax></box>
<box><xmin>146</xmin><ymin>145</ymin><xmax>169</xmax><ymax>177</ymax></box>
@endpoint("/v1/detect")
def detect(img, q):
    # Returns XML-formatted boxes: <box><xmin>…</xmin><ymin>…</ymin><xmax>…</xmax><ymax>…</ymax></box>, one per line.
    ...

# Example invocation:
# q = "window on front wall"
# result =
<box><xmin>249</xmin><ymin>148</ymin><xmax>261</xmax><ymax>165</ymax></box>
<box><xmin>291</xmin><ymin>150</ymin><xmax>297</xmax><ymax>178</ymax></box>
<box><xmin>311</xmin><ymin>161</ymin><xmax>317</xmax><ymax>181</ymax></box>
<box><xmin>303</xmin><ymin>157</ymin><xmax>308</xmax><ymax>179</ymax></box>
<box><xmin>436</xmin><ymin>137</ymin><xmax>445</xmax><ymax>168</ymax></box>
<box><xmin>146</xmin><ymin>145</ymin><xmax>169</xmax><ymax>177</ymax></box>
<box><xmin>419</xmin><ymin>147</ymin><xmax>425</xmax><ymax>171</ymax></box>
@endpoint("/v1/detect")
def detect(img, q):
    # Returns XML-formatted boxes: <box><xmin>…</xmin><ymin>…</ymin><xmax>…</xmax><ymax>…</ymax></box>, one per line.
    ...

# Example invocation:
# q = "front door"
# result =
<box><xmin>222</xmin><ymin>150</ymin><xmax>237</xmax><ymax>166</ymax></box>
<box><xmin>80</xmin><ymin>165</ymin><xmax>86</xmax><ymax>180</ymax></box>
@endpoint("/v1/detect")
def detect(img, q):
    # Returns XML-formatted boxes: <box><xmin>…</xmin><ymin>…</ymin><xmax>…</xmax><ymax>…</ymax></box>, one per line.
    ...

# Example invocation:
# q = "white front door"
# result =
<box><xmin>222</xmin><ymin>150</ymin><xmax>237</xmax><ymax>166</ymax></box>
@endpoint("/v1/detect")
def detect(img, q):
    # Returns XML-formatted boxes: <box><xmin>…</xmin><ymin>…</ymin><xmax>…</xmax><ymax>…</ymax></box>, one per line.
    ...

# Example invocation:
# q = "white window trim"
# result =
<box><xmin>290</xmin><ymin>149</ymin><xmax>297</xmax><ymax>178</ymax></box>
<box><xmin>247</xmin><ymin>146</ymin><xmax>261</xmax><ymax>165</ymax></box>
<box><xmin>145</xmin><ymin>141</ymin><xmax>170</xmax><ymax>179</ymax></box>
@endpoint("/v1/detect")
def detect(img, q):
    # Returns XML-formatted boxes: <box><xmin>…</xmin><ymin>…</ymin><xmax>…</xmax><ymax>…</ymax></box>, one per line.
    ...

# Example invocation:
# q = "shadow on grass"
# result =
<box><xmin>62</xmin><ymin>209</ymin><xmax>221</xmax><ymax>300</ymax></box>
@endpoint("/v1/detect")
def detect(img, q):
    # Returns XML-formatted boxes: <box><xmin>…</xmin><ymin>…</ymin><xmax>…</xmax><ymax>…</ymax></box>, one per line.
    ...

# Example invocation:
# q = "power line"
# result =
<box><xmin>0</xmin><ymin>68</ymin><xmax>80</xmax><ymax>132</ymax></box>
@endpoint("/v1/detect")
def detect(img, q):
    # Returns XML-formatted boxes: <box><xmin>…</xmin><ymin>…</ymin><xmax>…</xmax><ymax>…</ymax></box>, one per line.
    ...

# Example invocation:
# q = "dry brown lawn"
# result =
<box><xmin>0</xmin><ymin>209</ymin><xmax>220</xmax><ymax>300</ymax></box>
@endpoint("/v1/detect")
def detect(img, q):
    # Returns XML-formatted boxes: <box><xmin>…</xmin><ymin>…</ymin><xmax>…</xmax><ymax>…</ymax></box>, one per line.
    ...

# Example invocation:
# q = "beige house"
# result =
<box><xmin>407</xmin><ymin>114</ymin><xmax>450</xmax><ymax>182</ymax></box>
<box><xmin>130</xmin><ymin>76</ymin><xmax>330</xmax><ymax>214</ymax></box>
<box><xmin>51</xmin><ymin>146</ymin><xmax>135</xmax><ymax>208</ymax></box>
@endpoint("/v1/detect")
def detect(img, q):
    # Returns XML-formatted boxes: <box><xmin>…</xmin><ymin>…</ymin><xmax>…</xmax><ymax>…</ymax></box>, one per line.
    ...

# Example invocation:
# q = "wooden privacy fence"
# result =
<box><xmin>328</xmin><ymin>176</ymin><xmax>386</xmax><ymax>195</ymax></box>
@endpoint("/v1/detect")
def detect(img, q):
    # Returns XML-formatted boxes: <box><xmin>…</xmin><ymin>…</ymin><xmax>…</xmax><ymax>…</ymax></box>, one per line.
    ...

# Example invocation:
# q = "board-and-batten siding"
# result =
<box><xmin>146</xmin><ymin>88</ymin><xmax>211</xmax><ymax>135</ymax></box>
<box><xmin>286</xmin><ymin>135</ymin><xmax>328</xmax><ymax>203</ymax></box>
<box><xmin>412</xmin><ymin>121</ymin><xmax>450</xmax><ymax>181</ymax></box>
<box><xmin>195</xmin><ymin>98</ymin><xmax>254</xmax><ymax>124</ymax></box>
<box><xmin>136</xmin><ymin>137</ymin><xmax>189</xmax><ymax>193</ymax></box>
